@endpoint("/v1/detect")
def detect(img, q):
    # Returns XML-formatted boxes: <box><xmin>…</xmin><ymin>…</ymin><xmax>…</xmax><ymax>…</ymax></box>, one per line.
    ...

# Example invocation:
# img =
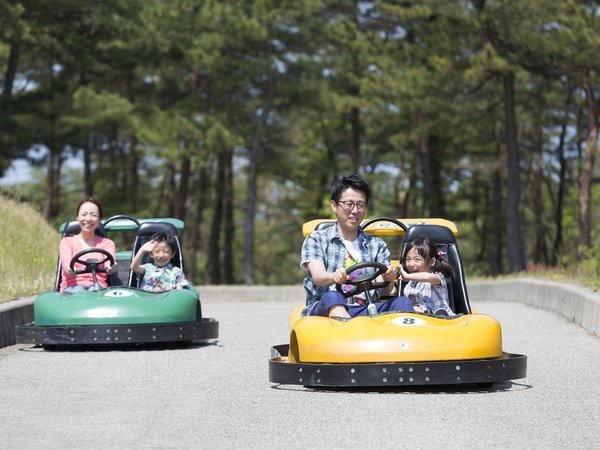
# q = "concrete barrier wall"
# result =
<box><xmin>468</xmin><ymin>278</ymin><xmax>600</xmax><ymax>337</ymax></box>
<box><xmin>0</xmin><ymin>296</ymin><xmax>34</xmax><ymax>349</ymax></box>
<box><xmin>1</xmin><ymin>279</ymin><xmax>598</xmax><ymax>349</ymax></box>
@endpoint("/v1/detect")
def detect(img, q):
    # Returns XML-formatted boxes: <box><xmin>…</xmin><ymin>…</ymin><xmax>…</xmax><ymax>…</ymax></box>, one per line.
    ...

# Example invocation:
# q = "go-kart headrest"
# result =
<box><xmin>131</xmin><ymin>221</ymin><xmax>183</xmax><ymax>271</ymax></box>
<box><xmin>135</xmin><ymin>221</ymin><xmax>179</xmax><ymax>238</ymax></box>
<box><xmin>403</xmin><ymin>224</ymin><xmax>457</xmax><ymax>245</ymax></box>
<box><xmin>303</xmin><ymin>218</ymin><xmax>458</xmax><ymax>237</ymax></box>
<box><xmin>314</xmin><ymin>221</ymin><xmax>335</xmax><ymax>231</ymax></box>
<box><xmin>62</xmin><ymin>220</ymin><xmax>106</xmax><ymax>237</ymax></box>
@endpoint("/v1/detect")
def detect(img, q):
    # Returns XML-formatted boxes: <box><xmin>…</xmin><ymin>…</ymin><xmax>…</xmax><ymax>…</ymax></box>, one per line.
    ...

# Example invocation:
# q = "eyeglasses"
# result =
<box><xmin>336</xmin><ymin>200</ymin><xmax>367</xmax><ymax>211</ymax></box>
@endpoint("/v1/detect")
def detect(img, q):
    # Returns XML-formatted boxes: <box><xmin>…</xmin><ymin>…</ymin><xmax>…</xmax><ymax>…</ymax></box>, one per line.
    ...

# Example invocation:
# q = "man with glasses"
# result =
<box><xmin>301</xmin><ymin>173</ymin><xmax>414</xmax><ymax>318</ymax></box>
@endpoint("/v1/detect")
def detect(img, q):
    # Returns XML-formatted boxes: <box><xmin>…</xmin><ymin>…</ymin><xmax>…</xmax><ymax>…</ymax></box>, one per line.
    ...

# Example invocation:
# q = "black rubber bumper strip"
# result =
<box><xmin>269</xmin><ymin>344</ymin><xmax>527</xmax><ymax>387</ymax></box>
<box><xmin>15</xmin><ymin>318</ymin><xmax>218</xmax><ymax>345</ymax></box>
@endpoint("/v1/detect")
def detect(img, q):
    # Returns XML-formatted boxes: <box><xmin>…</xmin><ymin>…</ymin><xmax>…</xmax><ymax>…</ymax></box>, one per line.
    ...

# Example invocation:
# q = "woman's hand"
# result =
<box><xmin>106</xmin><ymin>262</ymin><xmax>118</xmax><ymax>274</ymax></box>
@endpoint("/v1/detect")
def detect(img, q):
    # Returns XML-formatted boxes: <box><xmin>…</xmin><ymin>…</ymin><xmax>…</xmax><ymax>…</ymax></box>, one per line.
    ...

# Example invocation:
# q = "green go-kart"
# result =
<box><xmin>15</xmin><ymin>215</ymin><xmax>218</xmax><ymax>347</ymax></box>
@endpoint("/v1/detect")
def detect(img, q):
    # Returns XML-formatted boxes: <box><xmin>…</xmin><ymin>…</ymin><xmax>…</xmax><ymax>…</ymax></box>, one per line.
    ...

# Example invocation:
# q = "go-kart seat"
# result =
<box><xmin>314</xmin><ymin>221</ymin><xmax>335</xmax><ymax>231</ymax></box>
<box><xmin>61</xmin><ymin>220</ymin><xmax>106</xmax><ymax>238</ymax></box>
<box><xmin>128</xmin><ymin>221</ymin><xmax>183</xmax><ymax>288</ymax></box>
<box><xmin>53</xmin><ymin>220</ymin><xmax>108</xmax><ymax>291</ymax></box>
<box><xmin>400</xmin><ymin>224</ymin><xmax>471</xmax><ymax>315</ymax></box>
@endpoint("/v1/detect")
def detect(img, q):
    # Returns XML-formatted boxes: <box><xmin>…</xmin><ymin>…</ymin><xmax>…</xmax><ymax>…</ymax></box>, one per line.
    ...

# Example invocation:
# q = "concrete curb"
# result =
<box><xmin>468</xmin><ymin>278</ymin><xmax>600</xmax><ymax>337</ymax></box>
<box><xmin>1</xmin><ymin>279</ymin><xmax>598</xmax><ymax>348</ymax></box>
<box><xmin>0</xmin><ymin>296</ymin><xmax>34</xmax><ymax>349</ymax></box>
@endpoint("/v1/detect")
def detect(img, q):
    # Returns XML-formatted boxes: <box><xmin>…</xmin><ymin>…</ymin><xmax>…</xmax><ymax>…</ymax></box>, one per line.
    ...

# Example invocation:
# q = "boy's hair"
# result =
<box><xmin>331</xmin><ymin>173</ymin><xmax>371</xmax><ymax>204</ymax></box>
<box><xmin>150</xmin><ymin>232</ymin><xmax>178</xmax><ymax>254</ymax></box>
<box><xmin>402</xmin><ymin>236</ymin><xmax>453</xmax><ymax>277</ymax></box>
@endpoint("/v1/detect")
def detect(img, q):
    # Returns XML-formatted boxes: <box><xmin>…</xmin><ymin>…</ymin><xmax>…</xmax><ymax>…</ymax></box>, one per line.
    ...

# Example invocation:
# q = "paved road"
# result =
<box><xmin>0</xmin><ymin>296</ymin><xmax>598</xmax><ymax>449</ymax></box>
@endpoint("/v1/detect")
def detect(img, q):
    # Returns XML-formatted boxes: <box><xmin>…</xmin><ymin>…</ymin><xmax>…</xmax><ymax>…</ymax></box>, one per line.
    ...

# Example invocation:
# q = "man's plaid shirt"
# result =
<box><xmin>300</xmin><ymin>222</ymin><xmax>390</xmax><ymax>305</ymax></box>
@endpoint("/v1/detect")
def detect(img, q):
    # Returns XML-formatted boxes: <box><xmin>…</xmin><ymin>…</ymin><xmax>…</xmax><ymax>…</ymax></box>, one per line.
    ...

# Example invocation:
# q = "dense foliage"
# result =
<box><xmin>1</xmin><ymin>0</ymin><xmax>600</xmax><ymax>285</ymax></box>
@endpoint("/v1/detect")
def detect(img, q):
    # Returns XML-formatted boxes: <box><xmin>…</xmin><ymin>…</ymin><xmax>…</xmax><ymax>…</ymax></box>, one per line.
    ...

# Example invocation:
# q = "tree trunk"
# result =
<box><xmin>349</xmin><ymin>105</ymin><xmax>360</xmax><ymax>173</ymax></box>
<box><xmin>551</xmin><ymin>87</ymin><xmax>571</xmax><ymax>264</ymax></box>
<box><xmin>44</xmin><ymin>147</ymin><xmax>62</xmax><ymax>223</ymax></box>
<box><xmin>414</xmin><ymin>110</ymin><xmax>434</xmax><ymax>216</ymax></box>
<box><xmin>177</xmin><ymin>155</ymin><xmax>191</xmax><ymax>221</ymax></box>
<box><xmin>125</xmin><ymin>70</ymin><xmax>139</xmax><ymax>212</ymax></box>
<box><xmin>128</xmin><ymin>132</ymin><xmax>139</xmax><ymax>212</ymax></box>
<box><xmin>1</xmin><ymin>4</ymin><xmax>20</xmax><ymax>99</ymax></box>
<box><xmin>531</xmin><ymin>123</ymin><xmax>548</xmax><ymax>264</ymax></box>
<box><xmin>579</xmin><ymin>78</ymin><xmax>598</xmax><ymax>250</ymax></box>
<box><xmin>244</xmin><ymin>140</ymin><xmax>260</xmax><ymax>285</ymax></box>
<box><xmin>491</xmin><ymin>165</ymin><xmax>504</xmax><ymax>275</ymax></box>
<box><xmin>166</xmin><ymin>162</ymin><xmax>176</xmax><ymax>217</ymax></box>
<box><xmin>83</xmin><ymin>135</ymin><xmax>93</xmax><ymax>197</ymax></box>
<box><xmin>223</xmin><ymin>148</ymin><xmax>234</xmax><ymax>284</ymax></box>
<box><xmin>208</xmin><ymin>154</ymin><xmax>225</xmax><ymax>284</ymax></box>
<box><xmin>187</xmin><ymin>166</ymin><xmax>208</xmax><ymax>283</ymax></box>
<box><xmin>503</xmin><ymin>71</ymin><xmax>526</xmax><ymax>272</ymax></box>
<box><xmin>3</xmin><ymin>40</ymin><xmax>19</xmax><ymax>100</ymax></box>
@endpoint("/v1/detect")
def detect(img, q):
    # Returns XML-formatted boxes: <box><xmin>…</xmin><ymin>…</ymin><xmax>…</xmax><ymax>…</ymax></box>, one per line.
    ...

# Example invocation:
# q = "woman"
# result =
<box><xmin>59</xmin><ymin>198</ymin><xmax>117</xmax><ymax>293</ymax></box>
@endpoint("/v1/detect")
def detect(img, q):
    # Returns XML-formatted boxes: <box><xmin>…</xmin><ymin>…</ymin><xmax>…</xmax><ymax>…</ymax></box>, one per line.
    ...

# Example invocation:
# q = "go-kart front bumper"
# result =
<box><xmin>15</xmin><ymin>318</ymin><xmax>218</xmax><ymax>346</ymax></box>
<box><xmin>269</xmin><ymin>344</ymin><xmax>527</xmax><ymax>388</ymax></box>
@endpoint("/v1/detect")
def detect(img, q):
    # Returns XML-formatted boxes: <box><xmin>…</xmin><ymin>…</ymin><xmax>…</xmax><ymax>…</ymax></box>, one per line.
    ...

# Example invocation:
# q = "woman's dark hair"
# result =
<box><xmin>150</xmin><ymin>232</ymin><xmax>177</xmax><ymax>254</ymax></box>
<box><xmin>402</xmin><ymin>236</ymin><xmax>453</xmax><ymax>277</ymax></box>
<box><xmin>77</xmin><ymin>197</ymin><xmax>104</xmax><ymax>219</ymax></box>
<box><xmin>331</xmin><ymin>173</ymin><xmax>371</xmax><ymax>204</ymax></box>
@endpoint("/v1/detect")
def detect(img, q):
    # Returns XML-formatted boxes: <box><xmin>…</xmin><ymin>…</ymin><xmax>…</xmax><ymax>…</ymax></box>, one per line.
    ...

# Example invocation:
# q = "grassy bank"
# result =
<box><xmin>0</xmin><ymin>196</ymin><xmax>59</xmax><ymax>303</ymax></box>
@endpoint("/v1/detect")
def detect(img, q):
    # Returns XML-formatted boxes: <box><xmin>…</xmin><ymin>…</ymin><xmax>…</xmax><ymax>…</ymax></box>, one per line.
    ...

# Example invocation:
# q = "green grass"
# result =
<box><xmin>0</xmin><ymin>195</ymin><xmax>59</xmax><ymax>303</ymax></box>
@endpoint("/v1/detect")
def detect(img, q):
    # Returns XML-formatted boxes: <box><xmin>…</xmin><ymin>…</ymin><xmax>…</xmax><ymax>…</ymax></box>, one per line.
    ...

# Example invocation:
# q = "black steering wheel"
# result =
<box><xmin>336</xmin><ymin>261</ymin><xmax>389</xmax><ymax>298</ymax></box>
<box><xmin>361</xmin><ymin>216</ymin><xmax>408</xmax><ymax>232</ymax></box>
<box><xmin>70</xmin><ymin>248</ymin><xmax>115</xmax><ymax>275</ymax></box>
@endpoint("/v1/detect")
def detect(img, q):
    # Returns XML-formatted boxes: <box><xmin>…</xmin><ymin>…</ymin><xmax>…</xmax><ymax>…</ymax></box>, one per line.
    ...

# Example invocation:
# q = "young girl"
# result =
<box><xmin>130</xmin><ymin>232</ymin><xmax>188</xmax><ymax>292</ymax></box>
<box><xmin>396</xmin><ymin>236</ymin><xmax>455</xmax><ymax>316</ymax></box>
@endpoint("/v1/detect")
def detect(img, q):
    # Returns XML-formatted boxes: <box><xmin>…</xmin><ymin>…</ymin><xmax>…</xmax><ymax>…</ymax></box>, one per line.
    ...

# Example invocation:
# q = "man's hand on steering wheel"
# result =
<box><xmin>381</xmin><ymin>265</ymin><xmax>396</xmax><ymax>283</ymax></box>
<box><xmin>335</xmin><ymin>261</ymin><xmax>390</xmax><ymax>298</ymax></box>
<box><xmin>332</xmin><ymin>266</ymin><xmax>348</xmax><ymax>285</ymax></box>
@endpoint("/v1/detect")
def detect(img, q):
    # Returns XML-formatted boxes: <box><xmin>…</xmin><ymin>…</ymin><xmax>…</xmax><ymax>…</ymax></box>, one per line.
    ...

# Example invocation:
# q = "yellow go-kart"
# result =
<box><xmin>269</xmin><ymin>217</ymin><xmax>527</xmax><ymax>388</ymax></box>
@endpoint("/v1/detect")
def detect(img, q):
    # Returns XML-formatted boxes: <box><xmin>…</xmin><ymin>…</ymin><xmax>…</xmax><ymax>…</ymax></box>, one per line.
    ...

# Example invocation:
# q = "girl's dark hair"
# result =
<box><xmin>77</xmin><ymin>197</ymin><xmax>104</xmax><ymax>219</ymax></box>
<box><xmin>331</xmin><ymin>173</ymin><xmax>371</xmax><ymax>204</ymax></box>
<box><xmin>402</xmin><ymin>236</ymin><xmax>453</xmax><ymax>277</ymax></box>
<box><xmin>150</xmin><ymin>232</ymin><xmax>177</xmax><ymax>254</ymax></box>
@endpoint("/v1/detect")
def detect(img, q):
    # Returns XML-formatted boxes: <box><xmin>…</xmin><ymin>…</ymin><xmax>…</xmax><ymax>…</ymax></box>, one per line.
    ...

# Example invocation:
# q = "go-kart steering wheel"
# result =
<box><xmin>361</xmin><ymin>216</ymin><xmax>408</xmax><ymax>232</ymax></box>
<box><xmin>70</xmin><ymin>248</ymin><xmax>115</xmax><ymax>275</ymax></box>
<box><xmin>336</xmin><ymin>261</ymin><xmax>389</xmax><ymax>298</ymax></box>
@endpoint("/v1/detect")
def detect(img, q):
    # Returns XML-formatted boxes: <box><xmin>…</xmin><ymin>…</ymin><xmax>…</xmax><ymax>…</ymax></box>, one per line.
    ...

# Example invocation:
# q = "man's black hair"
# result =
<box><xmin>330</xmin><ymin>173</ymin><xmax>371</xmax><ymax>203</ymax></box>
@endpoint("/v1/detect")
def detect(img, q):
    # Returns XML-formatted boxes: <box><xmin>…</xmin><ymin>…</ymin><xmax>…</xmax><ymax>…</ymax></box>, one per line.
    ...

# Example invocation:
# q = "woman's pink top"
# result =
<box><xmin>59</xmin><ymin>235</ymin><xmax>116</xmax><ymax>292</ymax></box>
